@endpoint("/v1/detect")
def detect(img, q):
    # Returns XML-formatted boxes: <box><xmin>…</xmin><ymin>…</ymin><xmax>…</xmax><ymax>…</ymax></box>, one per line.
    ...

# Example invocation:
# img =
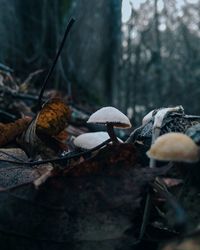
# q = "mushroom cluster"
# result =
<box><xmin>73</xmin><ymin>105</ymin><xmax>200</xmax><ymax>164</ymax></box>
<box><xmin>87</xmin><ymin>106</ymin><xmax>131</xmax><ymax>143</ymax></box>
<box><xmin>73</xmin><ymin>106</ymin><xmax>131</xmax><ymax>150</ymax></box>
<box><xmin>126</xmin><ymin>106</ymin><xmax>200</xmax><ymax>164</ymax></box>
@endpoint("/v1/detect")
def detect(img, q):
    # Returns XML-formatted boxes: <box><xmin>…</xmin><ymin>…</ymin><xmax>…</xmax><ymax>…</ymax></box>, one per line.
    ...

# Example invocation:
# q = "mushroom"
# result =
<box><xmin>147</xmin><ymin>132</ymin><xmax>199</xmax><ymax>163</ymax></box>
<box><xmin>87</xmin><ymin>106</ymin><xmax>131</xmax><ymax>143</ymax></box>
<box><xmin>73</xmin><ymin>132</ymin><xmax>110</xmax><ymax>150</ymax></box>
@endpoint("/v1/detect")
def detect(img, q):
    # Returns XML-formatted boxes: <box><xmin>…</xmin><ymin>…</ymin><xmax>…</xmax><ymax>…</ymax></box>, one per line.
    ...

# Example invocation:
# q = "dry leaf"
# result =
<box><xmin>0</xmin><ymin>148</ymin><xmax>54</xmax><ymax>189</ymax></box>
<box><xmin>54</xmin><ymin>130</ymin><xmax>68</xmax><ymax>142</ymax></box>
<box><xmin>36</xmin><ymin>98</ymin><xmax>71</xmax><ymax>136</ymax></box>
<box><xmin>0</xmin><ymin>147</ymin><xmax>28</xmax><ymax>161</ymax></box>
<box><xmin>0</xmin><ymin>148</ymin><xmax>38</xmax><ymax>189</ymax></box>
<box><xmin>18</xmin><ymin>116</ymin><xmax>41</xmax><ymax>157</ymax></box>
<box><xmin>161</xmin><ymin>178</ymin><xmax>183</xmax><ymax>188</ymax></box>
<box><xmin>19</xmin><ymin>116</ymin><xmax>60</xmax><ymax>159</ymax></box>
<box><xmin>0</xmin><ymin>117</ymin><xmax>31</xmax><ymax>146</ymax></box>
<box><xmin>19</xmin><ymin>99</ymin><xmax>70</xmax><ymax>158</ymax></box>
<box><xmin>64</xmin><ymin>143</ymin><xmax>140</xmax><ymax>176</ymax></box>
<box><xmin>33</xmin><ymin>164</ymin><xmax>53</xmax><ymax>189</ymax></box>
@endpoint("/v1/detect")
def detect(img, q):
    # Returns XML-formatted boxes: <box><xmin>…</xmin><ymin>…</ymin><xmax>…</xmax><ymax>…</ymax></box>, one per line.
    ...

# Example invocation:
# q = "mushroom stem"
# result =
<box><xmin>107</xmin><ymin>123</ymin><xmax>119</xmax><ymax>143</ymax></box>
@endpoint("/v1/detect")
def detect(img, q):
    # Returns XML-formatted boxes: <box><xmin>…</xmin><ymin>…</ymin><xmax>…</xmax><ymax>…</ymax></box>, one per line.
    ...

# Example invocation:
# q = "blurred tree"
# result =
<box><xmin>1</xmin><ymin>0</ymin><xmax>200</xmax><ymax>121</ymax></box>
<box><xmin>0</xmin><ymin>0</ymin><xmax>71</xmax><ymax>76</ymax></box>
<box><xmin>65</xmin><ymin>0</ymin><xmax>122</xmax><ymax>105</ymax></box>
<box><xmin>120</xmin><ymin>0</ymin><xmax>200</xmax><ymax>125</ymax></box>
<box><xmin>0</xmin><ymin>0</ymin><xmax>122</xmax><ymax>107</ymax></box>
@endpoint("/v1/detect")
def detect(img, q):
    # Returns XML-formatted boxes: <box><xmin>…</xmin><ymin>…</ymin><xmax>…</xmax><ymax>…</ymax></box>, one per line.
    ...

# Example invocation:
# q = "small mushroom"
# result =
<box><xmin>73</xmin><ymin>132</ymin><xmax>110</xmax><ymax>150</ymax></box>
<box><xmin>147</xmin><ymin>132</ymin><xmax>199</xmax><ymax>163</ymax></box>
<box><xmin>87</xmin><ymin>106</ymin><xmax>131</xmax><ymax>143</ymax></box>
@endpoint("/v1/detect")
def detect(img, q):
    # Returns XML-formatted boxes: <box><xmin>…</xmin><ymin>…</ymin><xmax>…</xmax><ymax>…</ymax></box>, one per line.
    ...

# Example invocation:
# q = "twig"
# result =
<box><xmin>0</xmin><ymin>110</ymin><xmax>16</xmax><ymax>120</ymax></box>
<box><xmin>151</xmin><ymin>178</ymin><xmax>188</xmax><ymax>229</ymax></box>
<box><xmin>22</xmin><ymin>69</ymin><xmax>44</xmax><ymax>86</ymax></box>
<box><xmin>0</xmin><ymin>88</ymin><xmax>39</xmax><ymax>101</ymax></box>
<box><xmin>37</xmin><ymin>18</ymin><xmax>75</xmax><ymax>109</ymax></box>
<box><xmin>0</xmin><ymin>139</ymin><xmax>111</xmax><ymax>166</ymax></box>
<box><xmin>0</xmin><ymin>63</ymin><xmax>14</xmax><ymax>73</ymax></box>
<box><xmin>0</xmin><ymin>139</ymin><xmax>111</xmax><ymax>192</ymax></box>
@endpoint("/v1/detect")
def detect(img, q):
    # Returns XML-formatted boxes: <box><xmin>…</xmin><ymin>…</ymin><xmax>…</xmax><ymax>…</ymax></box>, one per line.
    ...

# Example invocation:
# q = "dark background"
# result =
<box><xmin>0</xmin><ymin>0</ymin><xmax>200</xmax><ymax>125</ymax></box>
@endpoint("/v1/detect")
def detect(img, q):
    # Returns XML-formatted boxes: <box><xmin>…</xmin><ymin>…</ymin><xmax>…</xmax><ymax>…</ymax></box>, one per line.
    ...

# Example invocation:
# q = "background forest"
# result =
<box><xmin>0</xmin><ymin>0</ymin><xmax>200</xmax><ymax>125</ymax></box>
<box><xmin>1</xmin><ymin>2</ymin><xmax>200</xmax><ymax>250</ymax></box>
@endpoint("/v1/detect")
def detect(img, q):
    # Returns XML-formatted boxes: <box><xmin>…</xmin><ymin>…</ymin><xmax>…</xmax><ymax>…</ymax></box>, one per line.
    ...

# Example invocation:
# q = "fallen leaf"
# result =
<box><xmin>0</xmin><ymin>147</ymin><xmax>28</xmax><ymax>162</ymax></box>
<box><xmin>19</xmin><ymin>99</ymin><xmax>70</xmax><ymax>158</ymax></box>
<box><xmin>54</xmin><ymin>130</ymin><xmax>68</xmax><ymax>143</ymax></box>
<box><xmin>36</xmin><ymin>98</ymin><xmax>71</xmax><ymax>136</ymax></box>
<box><xmin>18</xmin><ymin>116</ymin><xmax>41</xmax><ymax>157</ymax></box>
<box><xmin>0</xmin><ymin>117</ymin><xmax>31</xmax><ymax>146</ymax></box>
<box><xmin>0</xmin><ymin>148</ymin><xmax>38</xmax><ymax>189</ymax></box>
<box><xmin>64</xmin><ymin>143</ymin><xmax>169</xmax><ymax>176</ymax></box>
<box><xmin>19</xmin><ymin>116</ymin><xmax>61</xmax><ymax>159</ymax></box>
<box><xmin>0</xmin><ymin>148</ymin><xmax>55</xmax><ymax>190</ymax></box>
<box><xmin>33</xmin><ymin>164</ymin><xmax>53</xmax><ymax>189</ymax></box>
<box><xmin>64</xmin><ymin>143</ymin><xmax>140</xmax><ymax>176</ymax></box>
<box><xmin>161</xmin><ymin>178</ymin><xmax>183</xmax><ymax>188</ymax></box>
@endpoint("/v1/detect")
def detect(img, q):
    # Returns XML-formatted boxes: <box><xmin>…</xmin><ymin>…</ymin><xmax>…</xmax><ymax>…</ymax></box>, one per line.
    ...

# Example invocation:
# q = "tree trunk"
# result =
<box><xmin>65</xmin><ymin>0</ymin><xmax>122</xmax><ymax>105</ymax></box>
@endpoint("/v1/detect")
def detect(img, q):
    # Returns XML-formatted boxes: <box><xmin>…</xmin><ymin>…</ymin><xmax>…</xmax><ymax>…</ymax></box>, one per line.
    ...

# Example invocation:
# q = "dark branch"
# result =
<box><xmin>0</xmin><ymin>138</ymin><xmax>111</xmax><ymax>166</ymax></box>
<box><xmin>37</xmin><ymin>18</ymin><xmax>75</xmax><ymax>109</ymax></box>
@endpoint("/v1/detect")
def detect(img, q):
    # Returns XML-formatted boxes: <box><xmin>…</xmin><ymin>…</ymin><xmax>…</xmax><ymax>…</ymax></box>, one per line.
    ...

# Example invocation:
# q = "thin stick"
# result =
<box><xmin>0</xmin><ymin>139</ymin><xmax>111</xmax><ymax>166</ymax></box>
<box><xmin>138</xmin><ymin>190</ymin><xmax>151</xmax><ymax>241</ymax></box>
<box><xmin>37</xmin><ymin>18</ymin><xmax>75</xmax><ymax>109</ymax></box>
<box><xmin>151</xmin><ymin>179</ymin><xmax>188</xmax><ymax>228</ymax></box>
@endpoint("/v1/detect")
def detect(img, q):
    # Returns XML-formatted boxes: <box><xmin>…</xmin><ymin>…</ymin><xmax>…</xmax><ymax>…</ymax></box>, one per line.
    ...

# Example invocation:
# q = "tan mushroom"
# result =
<box><xmin>147</xmin><ymin>132</ymin><xmax>199</xmax><ymax>163</ymax></box>
<box><xmin>87</xmin><ymin>106</ymin><xmax>131</xmax><ymax>143</ymax></box>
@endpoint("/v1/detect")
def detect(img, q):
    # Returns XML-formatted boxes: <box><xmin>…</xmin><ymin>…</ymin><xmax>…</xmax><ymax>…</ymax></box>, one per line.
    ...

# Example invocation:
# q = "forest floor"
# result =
<box><xmin>0</xmin><ymin>68</ymin><xmax>199</xmax><ymax>250</ymax></box>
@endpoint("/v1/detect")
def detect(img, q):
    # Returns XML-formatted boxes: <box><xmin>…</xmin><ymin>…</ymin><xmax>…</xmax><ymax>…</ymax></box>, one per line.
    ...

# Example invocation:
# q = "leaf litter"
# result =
<box><xmin>0</xmin><ymin>50</ymin><xmax>200</xmax><ymax>249</ymax></box>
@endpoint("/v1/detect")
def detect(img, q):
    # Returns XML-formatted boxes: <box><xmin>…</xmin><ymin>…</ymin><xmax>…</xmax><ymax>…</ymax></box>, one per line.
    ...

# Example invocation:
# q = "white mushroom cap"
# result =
<box><xmin>87</xmin><ymin>106</ymin><xmax>132</xmax><ymax>128</ymax></box>
<box><xmin>73</xmin><ymin>132</ymin><xmax>110</xmax><ymax>150</ymax></box>
<box><xmin>147</xmin><ymin>132</ymin><xmax>199</xmax><ymax>163</ymax></box>
<box><xmin>74</xmin><ymin>132</ymin><xmax>123</xmax><ymax>150</ymax></box>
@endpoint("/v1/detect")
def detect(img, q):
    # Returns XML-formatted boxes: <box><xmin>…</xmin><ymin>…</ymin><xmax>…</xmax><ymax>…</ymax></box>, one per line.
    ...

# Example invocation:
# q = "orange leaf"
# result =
<box><xmin>0</xmin><ymin>117</ymin><xmax>31</xmax><ymax>146</ymax></box>
<box><xmin>36</xmin><ymin>98</ymin><xmax>71</xmax><ymax>136</ymax></box>
<box><xmin>54</xmin><ymin>130</ymin><xmax>68</xmax><ymax>142</ymax></box>
<box><xmin>53</xmin><ymin>130</ymin><xmax>69</xmax><ymax>151</ymax></box>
